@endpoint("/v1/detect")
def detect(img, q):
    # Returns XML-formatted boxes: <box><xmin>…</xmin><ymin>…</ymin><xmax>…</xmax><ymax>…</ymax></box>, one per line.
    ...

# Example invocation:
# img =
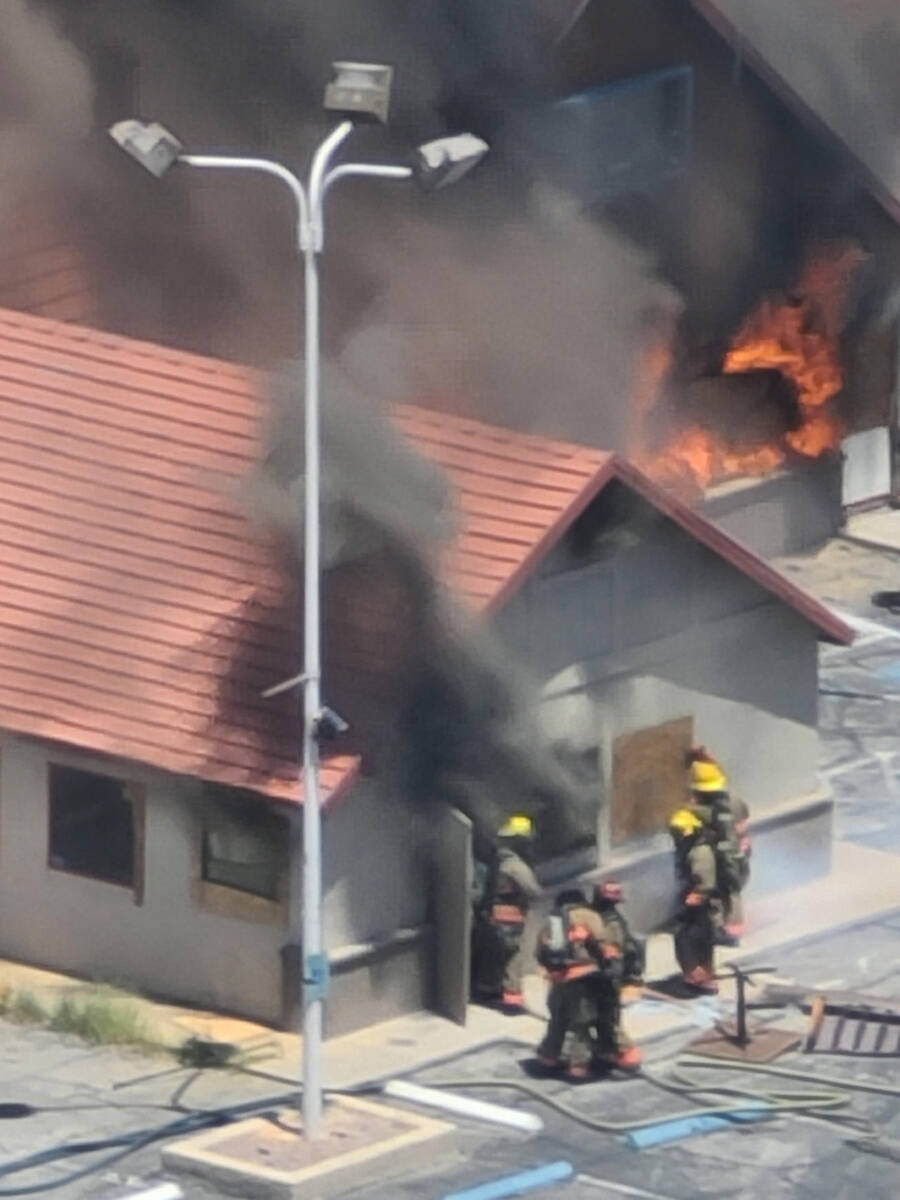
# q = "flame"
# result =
<box><xmin>641</xmin><ymin>242</ymin><xmax>866</xmax><ymax>494</ymax></box>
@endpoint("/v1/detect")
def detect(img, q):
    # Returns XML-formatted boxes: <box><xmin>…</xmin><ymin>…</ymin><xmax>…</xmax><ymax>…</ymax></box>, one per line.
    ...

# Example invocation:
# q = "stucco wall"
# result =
<box><xmin>0</xmin><ymin>737</ymin><xmax>432</xmax><ymax>1032</ymax></box>
<box><xmin>323</xmin><ymin>781</ymin><xmax>428</xmax><ymax>951</ymax></box>
<box><xmin>0</xmin><ymin>737</ymin><xmax>287</xmax><ymax>1023</ymax></box>
<box><xmin>495</xmin><ymin>504</ymin><xmax>823</xmax><ymax>847</ymax></box>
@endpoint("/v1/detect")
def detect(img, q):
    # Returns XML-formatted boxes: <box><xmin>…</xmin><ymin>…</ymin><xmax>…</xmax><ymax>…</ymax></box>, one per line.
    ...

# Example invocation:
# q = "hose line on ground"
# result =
<box><xmin>5</xmin><ymin>1050</ymin><xmax>899</xmax><ymax>1194</ymax></box>
<box><xmin>681</xmin><ymin>1055</ymin><xmax>900</xmax><ymax>1099</ymax></box>
<box><xmin>0</xmin><ymin>1091</ymin><xmax>298</xmax><ymax>1197</ymax></box>
<box><xmin>420</xmin><ymin>1075</ymin><xmax>846</xmax><ymax>1134</ymax></box>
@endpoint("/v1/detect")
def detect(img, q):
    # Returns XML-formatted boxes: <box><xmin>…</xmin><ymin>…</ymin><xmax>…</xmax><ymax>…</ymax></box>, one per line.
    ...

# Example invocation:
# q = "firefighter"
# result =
<box><xmin>592</xmin><ymin>881</ymin><xmax>645</xmax><ymax>987</ymax></box>
<box><xmin>688</xmin><ymin>750</ymin><xmax>751</xmax><ymax>946</ymax></box>
<box><xmin>471</xmin><ymin>814</ymin><xmax>541</xmax><ymax>1011</ymax></box>
<box><xmin>669</xmin><ymin>808</ymin><xmax>718</xmax><ymax>993</ymax></box>
<box><xmin>536</xmin><ymin>889</ymin><xmax>642</xmax><ymax>1079</ymax></box>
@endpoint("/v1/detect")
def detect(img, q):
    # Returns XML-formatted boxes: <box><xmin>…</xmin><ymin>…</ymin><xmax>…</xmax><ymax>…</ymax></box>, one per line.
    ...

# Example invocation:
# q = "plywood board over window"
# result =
<box><xmin>611</xmin><ymin>717</ymin><xmax>693</xmax><ymax>845</ymax></box>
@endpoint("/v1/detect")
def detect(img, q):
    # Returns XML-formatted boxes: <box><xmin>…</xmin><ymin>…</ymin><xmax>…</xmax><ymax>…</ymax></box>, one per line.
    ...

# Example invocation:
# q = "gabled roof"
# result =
<box><xmin>693</xmin><ymin>0</ymin><xmax>900</xmax><ymax>223</ymax></box>
<box><xmin>394</xmin><ymin>403</ymin><xmax>853</xmax><ymax>644</ymax></box>
<box><xmin>0</xmin><ymin>308</ymin><xmax>851</xmax><ymax>803</ymax></box>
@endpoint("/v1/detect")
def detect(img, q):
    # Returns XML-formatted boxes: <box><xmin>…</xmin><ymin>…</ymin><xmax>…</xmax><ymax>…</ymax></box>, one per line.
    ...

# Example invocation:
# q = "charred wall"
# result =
<box><xmin>554</xmin><ymin>0</ymin><xmax>900</xmax><ymax>431</ymax></box>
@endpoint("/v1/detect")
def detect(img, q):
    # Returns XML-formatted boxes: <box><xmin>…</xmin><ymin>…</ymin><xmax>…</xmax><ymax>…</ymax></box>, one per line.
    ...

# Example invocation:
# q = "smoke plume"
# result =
<box><xmin>243</xmin><ymin>359</ymin><xmax>597</xmax><ymax>853</ymax></box>
<box><xmin>0</xmin><ymin>0</ymin><xmax>680</xmax><ymax>451</ymax></box>
<box><xmin>0</xmin><ymin>0</ymin><xmax>94</xmax><ymax>217</ymax></box>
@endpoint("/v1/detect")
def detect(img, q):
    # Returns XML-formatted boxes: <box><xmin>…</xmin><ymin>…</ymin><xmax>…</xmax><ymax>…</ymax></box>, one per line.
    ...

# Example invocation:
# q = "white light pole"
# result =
<box><xmin>109</xmin><ymin>81</ymin><xmax>487</xmax><ymax>1141</ymax></box>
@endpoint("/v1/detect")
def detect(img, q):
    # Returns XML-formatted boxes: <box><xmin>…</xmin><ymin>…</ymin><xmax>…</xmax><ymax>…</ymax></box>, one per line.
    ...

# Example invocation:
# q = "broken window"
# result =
<box><xmin>201</xmin><ymin>789</ymin><xmax>288</xmax><ymax>901</ymax></box>
<box><xmin>48</xmin><ymin>765</ymin><xmax>140</xmax><ymax>888</ymax></box>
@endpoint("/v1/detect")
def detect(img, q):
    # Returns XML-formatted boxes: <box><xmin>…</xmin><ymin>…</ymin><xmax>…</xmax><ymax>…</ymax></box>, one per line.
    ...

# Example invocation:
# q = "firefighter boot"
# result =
<box><xmin>614</xmin><ymin>1045</ymin><xmax>643</xmax><ymax>1072</ymax></box>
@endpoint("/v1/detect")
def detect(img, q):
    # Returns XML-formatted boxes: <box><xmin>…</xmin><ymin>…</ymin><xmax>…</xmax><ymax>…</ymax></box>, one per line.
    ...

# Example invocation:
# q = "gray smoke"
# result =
<box><xmin>1</xmin><ymin>0</ymin><xmax>679</xmax><ymax>451</ymax></box>
<box><xmin>243</xmin><ymin>357</ymin><xmax>597</xmax><ymax>854</ymax></box>
<box><xmin>243</xmin><ymin>348</ymin><xmax>458</xmax><ymax>566</ymax></box>
<box><xmin>363</xmin><ymin>188</ymin><xmax>680</xmax><ymax>446</ymax></box>
<box><xmin>0</xmin><ymin>0</ymin><xmax>94</xmax><ymax>217</ymax></box>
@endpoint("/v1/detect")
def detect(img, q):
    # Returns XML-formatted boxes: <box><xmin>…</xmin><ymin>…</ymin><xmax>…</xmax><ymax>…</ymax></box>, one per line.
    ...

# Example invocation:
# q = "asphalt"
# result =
<box><xmin>1</xmin><ymin>520</ymin><xmax>900</xmax><ymax>1199</ymax></box>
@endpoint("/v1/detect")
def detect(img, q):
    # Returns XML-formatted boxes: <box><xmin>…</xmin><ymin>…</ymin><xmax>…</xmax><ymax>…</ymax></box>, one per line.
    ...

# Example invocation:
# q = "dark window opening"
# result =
<box><xmin>48</xmin><ymin>766</ymin><xmax>136</xmax><ymax>887</ymax></box>
<box><xmin>201</xmin><ymin>789</ymin><xmax>288</xmax><ymax>901</ymax></box>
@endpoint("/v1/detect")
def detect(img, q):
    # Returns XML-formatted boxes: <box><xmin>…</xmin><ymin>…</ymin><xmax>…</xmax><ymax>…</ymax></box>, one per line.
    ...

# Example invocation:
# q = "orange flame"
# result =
<box><xmin>641</xmin><ymin>242</ymin><xmax>866</xmax><ymax>494</ymax></box>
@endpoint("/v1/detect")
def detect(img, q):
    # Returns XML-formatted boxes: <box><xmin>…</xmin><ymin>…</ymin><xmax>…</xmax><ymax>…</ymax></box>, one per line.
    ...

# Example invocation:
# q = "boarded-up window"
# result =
<box><xmin>611</xmin><ymin>717</ymin><xmax>693</xmax><ymax>845</ymax></box>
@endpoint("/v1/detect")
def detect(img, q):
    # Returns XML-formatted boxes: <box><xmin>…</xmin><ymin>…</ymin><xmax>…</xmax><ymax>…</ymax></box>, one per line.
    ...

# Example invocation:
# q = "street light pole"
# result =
<box><xmin>175</xmin><ymin>132</ymin><xmax>413</xmax><ymax>1140</ymax></box>
<box><xmin>299</xmin><ymin>119</ymin><xmax>352</xmax><ymax>1140</ymax></box>
<box><xmin>108</xmin><ymin>100</ymin><xmax>487</xmax><ymax>1142</ymax></box>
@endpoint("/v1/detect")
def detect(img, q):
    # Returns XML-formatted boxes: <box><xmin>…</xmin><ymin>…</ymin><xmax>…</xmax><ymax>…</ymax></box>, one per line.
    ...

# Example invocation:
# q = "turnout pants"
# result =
<box><xmin>471</xmin><ymin>916</ymin><xmax>525</xmax><ymax>997</ymax></box>
<box><xmin>673</xmin><ymin>904</ymin><xmax>714</xmax><ymax>982</ymax></box>
<box><xmin>539</xmin><ymin>975</ymin><xmax>600</xmax><ymax>1069</ymax></box>
<box><xmin>591</xmin><ymin>971</ymin><xmax>633</xmax><ymax>1059</ymax></box>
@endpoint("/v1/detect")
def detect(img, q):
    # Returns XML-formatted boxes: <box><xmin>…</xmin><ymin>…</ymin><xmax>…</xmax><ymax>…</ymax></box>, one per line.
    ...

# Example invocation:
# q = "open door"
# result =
<box><xmin>432</xmin><ymin>806</ymin><xmax>473</xmax><ymax>1025</ymax></box>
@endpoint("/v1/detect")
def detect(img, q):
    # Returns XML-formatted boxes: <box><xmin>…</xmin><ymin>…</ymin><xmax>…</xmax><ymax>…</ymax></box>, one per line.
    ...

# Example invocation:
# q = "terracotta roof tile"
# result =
<box><xmin>0</xmin><ymin>308</ymin><xmax>851</xmax><ymax>804</ymax></box>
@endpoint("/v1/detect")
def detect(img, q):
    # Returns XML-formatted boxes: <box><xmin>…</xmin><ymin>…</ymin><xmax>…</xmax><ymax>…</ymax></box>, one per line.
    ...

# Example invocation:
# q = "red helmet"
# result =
<box><xmin>594</xmin><ymin>880</ymin><xmax>623</xmax><ymax>904</ymax></box>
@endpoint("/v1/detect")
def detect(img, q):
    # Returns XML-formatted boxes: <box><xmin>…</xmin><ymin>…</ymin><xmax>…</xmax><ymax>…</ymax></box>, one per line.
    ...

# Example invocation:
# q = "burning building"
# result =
<box><xmin>2</xmin><ymin>2</ymin><xmax>898</xmax><ymax>553</ymax></box>
<box><xmin>0</xmin><ymin>307</ymin><xmax>851</xmax><ymax>1030</ymax></box>
<box><xmin>0</xmin><ymin>2</ymin><xmax>889</xmax><ymax>1027</ymax></box>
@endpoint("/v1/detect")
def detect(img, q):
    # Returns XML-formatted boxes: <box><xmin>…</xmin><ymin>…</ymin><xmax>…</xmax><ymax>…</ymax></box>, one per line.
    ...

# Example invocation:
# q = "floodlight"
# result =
<box><xmin>324</xmin><ymin>62</ymin><xmax>393</xmax><ymax>125</ymax></box>
<box><xmin>413</xmin><ymin>132</ymin><xmax>489</xmax><ymax>190</ymax></box>
<box><xmin>108</xmin><ymin>119</ymin><xmax>183</xmax><ymax>178</ymax></box>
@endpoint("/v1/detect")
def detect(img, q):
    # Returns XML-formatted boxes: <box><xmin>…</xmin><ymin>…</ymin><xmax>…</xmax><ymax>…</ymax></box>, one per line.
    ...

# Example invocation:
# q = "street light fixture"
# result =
<box><xmin>108</xmin><ymin>66</ymin><xmax>487</xmax><ymax>1142</ymax></box>
<box><xmin>414</xmin><ymin>132</ymin><xmax>490</xmax><ymax>190</ymax></box>
<box><xmin>323</xmin><ymin>61</ymin><xmax>394</xmax><ymax>124</ymax></box>
<box><xmin>108</xmin><ymin>119</ymin><xmax>183</xmax><ymax>177</ymax></box>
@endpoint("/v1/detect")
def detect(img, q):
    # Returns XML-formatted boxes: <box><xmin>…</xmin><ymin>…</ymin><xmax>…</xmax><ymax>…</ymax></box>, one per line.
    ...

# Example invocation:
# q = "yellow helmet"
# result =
<box><xmin>498</xmin><ymin>814</ymin><xmax>534</xmax><ymax>839</ymax></box>
<box><xmin>689</xmin><ymin>760</ymin><xmax>728</xmax><ymax>793</ymax></box>
<box><xmin>669</xmin><ymin>808</ymin><xmax>704</xmax><ymax>836</ymax></box>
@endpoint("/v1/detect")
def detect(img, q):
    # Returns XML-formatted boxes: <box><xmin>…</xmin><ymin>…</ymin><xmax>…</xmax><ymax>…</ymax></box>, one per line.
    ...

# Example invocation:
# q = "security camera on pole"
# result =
<box><xmin>109</xmin><ymin>65</ymin><xmax>487</xmax><ymax>1140</ymax></box>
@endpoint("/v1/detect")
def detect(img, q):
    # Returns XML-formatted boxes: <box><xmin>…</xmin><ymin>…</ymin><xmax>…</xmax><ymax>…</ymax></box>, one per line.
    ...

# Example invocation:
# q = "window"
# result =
<box><xmin>201</xmin><ymin>790</ymin><xmax>288</xmax><ymax>901</ymax></box>
<box><xmin>48</xmin><ymin>766</ymin><xmax>141</xmax><ymax>889</ymax></box>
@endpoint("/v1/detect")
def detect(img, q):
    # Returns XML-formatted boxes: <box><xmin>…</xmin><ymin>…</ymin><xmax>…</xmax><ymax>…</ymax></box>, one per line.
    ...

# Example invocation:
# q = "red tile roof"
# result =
<box><xmin>0</xmin><ymin>308</ymin><xmax>851</xmax><ymax>803</ymax></box>
<box><xmin>394</xmin><ymin>404</ymin><xmax>854</xmax><ymax>646</ymax></box>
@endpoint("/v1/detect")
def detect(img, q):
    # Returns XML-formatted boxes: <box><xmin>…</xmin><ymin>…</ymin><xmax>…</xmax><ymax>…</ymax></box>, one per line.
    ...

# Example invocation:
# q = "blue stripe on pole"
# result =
<box><xmin>441</xmin><ymin>1160</ymin><xmax>574</xmax><ymax>1200</ymax></box>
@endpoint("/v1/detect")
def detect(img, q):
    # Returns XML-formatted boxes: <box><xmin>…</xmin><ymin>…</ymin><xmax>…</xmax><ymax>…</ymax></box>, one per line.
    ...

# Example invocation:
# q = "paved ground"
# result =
<box><xmin>5</xmin><ymin>913</ymin><xmax>896</xmax><ymax>1200</ymax></box>
<box><xmin>1</xmin><ymin>528</ymin><xmax>900</xmax><ymax>1199</ymax></box>
<box><xmin>777</xmin><ymin>532</ymin><xmax>900</xmax><ymax>850</ymax></box>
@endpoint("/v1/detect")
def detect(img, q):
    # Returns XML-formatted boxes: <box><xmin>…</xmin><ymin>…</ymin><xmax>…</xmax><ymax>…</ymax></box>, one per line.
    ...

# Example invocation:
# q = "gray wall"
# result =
<box><xmin>495</xmin><ymin>504</ymin><xmax>822</xmax><ymax>852</ymax></box>
<box><xmin>323</xmin><ymin>781</ymin><xmax>428</xmax><ymax>952</ymax></box>
<box><xmin>0</xmin><ymin>736</ymin><xmax>433</xmax><ymax>1034</ymax></box>
<box><xmin>699</xmin><ymin>461</ymin><xmax>843</xmax><ymax>559</ymax></box>
<box><xmin>0</xmin><ymin>737</ymin><xmax>286</xmax><ymax>1023</ymax></box>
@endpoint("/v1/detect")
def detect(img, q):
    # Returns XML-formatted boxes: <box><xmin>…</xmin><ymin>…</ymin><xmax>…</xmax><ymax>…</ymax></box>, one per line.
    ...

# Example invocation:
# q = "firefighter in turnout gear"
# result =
<box><xmin>688</xmin><ymin>749</ymin><xmax>751</xmax><ymax>946</ymax></box>
<box><xmin>669</xmin><ymin>807</ymin><xmax>718</xmax><ymax>993</ymax></box>
<box><xmin>471</xmin><ymin>814</ymin><xmax>541</xmax><ymax>1012</ymax></box>
<box><xmin>536</xmin><ymin>889</ymin><xmax>642</xmax><ymax>1079</ymax></box>
<box><xmin>592</xmin><ymin>881</ymin><xmax>645</xmax><ymax>987</ymax></box>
